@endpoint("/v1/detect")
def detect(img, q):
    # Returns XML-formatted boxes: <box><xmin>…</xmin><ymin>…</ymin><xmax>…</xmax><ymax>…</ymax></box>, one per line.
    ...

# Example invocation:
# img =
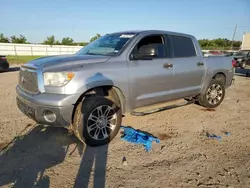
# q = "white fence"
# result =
<box><xmin>0</xmin><ymin>43</ymin><xmax>84</xmax><ymax>56</ymax></box>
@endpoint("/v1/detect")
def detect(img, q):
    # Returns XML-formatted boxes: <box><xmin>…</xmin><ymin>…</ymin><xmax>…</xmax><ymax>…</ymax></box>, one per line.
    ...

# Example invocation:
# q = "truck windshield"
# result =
<box><xmin>76</xmin><ymin>33</ymin><xmax>136</xmax><ymax>56</ymax></box>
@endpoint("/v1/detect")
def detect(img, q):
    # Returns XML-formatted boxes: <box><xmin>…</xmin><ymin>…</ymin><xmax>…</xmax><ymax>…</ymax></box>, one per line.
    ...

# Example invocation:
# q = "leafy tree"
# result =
<box><xmin>232</xmin><ymin>41</ymin><xmax>241</xmax><ymax>48</ymax></box>
<box><xmin>43</xmin><ymin>35</ymin><xmax>55</xmax><ymax>45</ymax></box>
<box><xmin>198</xmin><ymin>38</ymin><xmax>241</xmax><ymax>50</ymax></box>
<box><xmin>77</xmin><ymin>42</ymin><xmax>89</xmax><ymax>46</ymax></box>
<box><xmin>10</xmin><ymin>35</ymin><xmax>27</xmax><ymax>43</ymax></box>
<box><xmin>55</xmin><ymin>40</ymin><xmax>61</xmax><ymax>45</ymax></box>
<box><xmin>0</xmin><ymin>33</ymin><xmax>9</xmax><ymax>43</ymax></box>
<box><xmin>89</xmin><ymin>34</ymin><xmax>101</xmax><ymax>42</ymax></box>
<box><xmin>61</xmin><ymin>37</ymin><xmax>74</xmax><ymax>45</ymax></box>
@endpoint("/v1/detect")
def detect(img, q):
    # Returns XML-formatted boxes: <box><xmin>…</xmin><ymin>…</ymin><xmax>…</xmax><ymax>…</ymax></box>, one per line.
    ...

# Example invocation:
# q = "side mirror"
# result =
<box><xmin>133</xmin><ymin>45</ymin><xmax>158</xmax><ymax>60</ymax></box>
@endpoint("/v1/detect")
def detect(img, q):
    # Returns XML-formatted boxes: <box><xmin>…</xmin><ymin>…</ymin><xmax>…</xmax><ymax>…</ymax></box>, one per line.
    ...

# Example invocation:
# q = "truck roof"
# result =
<box><xmin>110</xmin><ymin>30</ymin><xmax>195</xmax><ymax>39</ymax></box>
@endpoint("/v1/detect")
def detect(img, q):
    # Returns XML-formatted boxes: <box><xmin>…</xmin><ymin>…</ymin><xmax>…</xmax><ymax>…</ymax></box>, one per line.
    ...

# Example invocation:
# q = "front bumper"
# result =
<box><xmin>16</xmin><ymin>86</ymin><xmax>80</xmax><ymax>127</ymax></box>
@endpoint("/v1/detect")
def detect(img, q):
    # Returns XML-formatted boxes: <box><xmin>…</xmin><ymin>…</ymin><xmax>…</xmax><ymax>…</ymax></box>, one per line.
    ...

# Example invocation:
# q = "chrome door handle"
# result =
<box><xmin>163</xmin><ymin>63</ymin><xmax>173</xmax><ymax>69</ymax></box>
<box><xmin>197</xmin><ymin>62</ymin><xmax>204</xmax><ymax>66</ymax></box>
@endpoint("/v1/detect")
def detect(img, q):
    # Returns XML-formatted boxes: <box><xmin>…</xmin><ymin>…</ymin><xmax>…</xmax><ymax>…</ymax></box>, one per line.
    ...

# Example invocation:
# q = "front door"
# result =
<box><xmin>128</xmin><ymin>34</ymin><xmax>175</xmax><ymax>109</ymax></box>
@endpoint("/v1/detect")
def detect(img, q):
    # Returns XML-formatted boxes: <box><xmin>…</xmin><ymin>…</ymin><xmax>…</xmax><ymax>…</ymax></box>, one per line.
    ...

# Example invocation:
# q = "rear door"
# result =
<box><xmin>168</xmin><ymin>35</ymin><xmax>205</xmax><ymax>97</ymax></box>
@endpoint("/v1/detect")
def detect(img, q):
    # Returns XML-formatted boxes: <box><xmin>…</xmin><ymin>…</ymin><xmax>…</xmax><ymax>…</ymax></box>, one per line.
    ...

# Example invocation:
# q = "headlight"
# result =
<box><xmin>43</xmin><ymin>72</ymin><xmax>74</xmax><ymax>86</ymax></box>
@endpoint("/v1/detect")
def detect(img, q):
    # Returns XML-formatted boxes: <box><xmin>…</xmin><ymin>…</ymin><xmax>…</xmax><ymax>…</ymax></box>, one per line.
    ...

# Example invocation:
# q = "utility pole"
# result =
<box><xmin>231</xmin><ymin>24</ymin><xmax>237</xmax><ymax>50</ymax></box>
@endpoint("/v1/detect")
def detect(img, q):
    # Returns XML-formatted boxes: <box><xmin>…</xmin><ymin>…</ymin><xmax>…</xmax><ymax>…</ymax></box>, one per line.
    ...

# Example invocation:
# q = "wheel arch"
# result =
<box><xmin>71</xmin><ymin>85</ymin><xmax>126</xmax><ymax>123</ymax></box>
<box><xmin>201</xmin><ymin>71</ymin><xmax>227</xmax><ymax>95</ymax></box>
<box><xmin>212</xmin><ymin>72</ymin><xmax>226</xmax><ymax>85</ymax></box>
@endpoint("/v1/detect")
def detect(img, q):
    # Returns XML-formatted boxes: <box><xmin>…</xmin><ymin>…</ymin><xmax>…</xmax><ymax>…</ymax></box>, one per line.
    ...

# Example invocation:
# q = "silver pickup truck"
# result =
<box><xmin>16</xmin><ymin>30</ymin><xmax>234</xmax><ymax>146</ymax></box>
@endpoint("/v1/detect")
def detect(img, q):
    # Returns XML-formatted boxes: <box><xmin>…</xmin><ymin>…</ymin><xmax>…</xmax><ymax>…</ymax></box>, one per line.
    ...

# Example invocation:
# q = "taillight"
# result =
<box><xmin>0</xmin><ymin>57</ymin><xmax>6</xmax><ymax>61</ymax></box>
<box><xmin>232</xmin><ymin>60</ymin><xmax>237</xmax><ymax>67</ymax></box>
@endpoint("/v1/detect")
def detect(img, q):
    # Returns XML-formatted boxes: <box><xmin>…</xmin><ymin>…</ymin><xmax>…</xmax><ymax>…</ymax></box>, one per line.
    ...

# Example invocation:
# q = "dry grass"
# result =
<box><xmin>7</xmin><ymin>55</ymin><xmax>43</xmax><ymax>65</ymax></box>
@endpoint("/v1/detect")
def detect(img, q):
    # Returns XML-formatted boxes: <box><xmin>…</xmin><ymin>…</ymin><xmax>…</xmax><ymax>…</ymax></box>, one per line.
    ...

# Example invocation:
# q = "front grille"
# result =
<box><xmin>19</xmin><ymin>68</ymin><xmax>39</xmax><ymax>93</ymax></box>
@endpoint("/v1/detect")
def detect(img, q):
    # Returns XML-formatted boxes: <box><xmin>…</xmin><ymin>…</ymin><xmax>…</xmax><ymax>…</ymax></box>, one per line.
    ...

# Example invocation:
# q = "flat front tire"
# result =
<box><xmin>72</xmin><ymin>96</ymin><xmax>122</xmax><ymax>146</ymax></box>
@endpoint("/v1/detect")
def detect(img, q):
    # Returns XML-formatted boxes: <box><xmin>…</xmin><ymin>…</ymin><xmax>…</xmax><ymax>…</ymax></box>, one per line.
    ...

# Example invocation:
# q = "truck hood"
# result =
<box><xmin>25</xmin><ymin>55</ymin><xmax>111</xmax><ymax>69</ymax></box>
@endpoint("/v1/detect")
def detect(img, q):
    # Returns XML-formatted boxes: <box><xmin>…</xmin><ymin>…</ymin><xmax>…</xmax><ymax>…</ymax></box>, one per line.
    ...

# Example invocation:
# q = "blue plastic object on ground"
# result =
<box><xmin>225</xmin><ymin>132</ymin><xmax>230</xmax><ymax>136</ymax></box>
<box><xmin>120</xmin><ymin>126</ymin><xmax>160</xmax><ymax>152</ymax></box>
<box><xmin>206</xmin><ymin>133</ymin><xmax>222</xmax><ymax>141</ymax></box>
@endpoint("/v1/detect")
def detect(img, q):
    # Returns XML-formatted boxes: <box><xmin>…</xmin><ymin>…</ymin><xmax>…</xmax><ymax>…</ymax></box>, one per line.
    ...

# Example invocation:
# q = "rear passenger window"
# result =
<box><xmin>170</xmin><ymin>35</ymin><xmax>196</xmax><ymax>57</ymax></box>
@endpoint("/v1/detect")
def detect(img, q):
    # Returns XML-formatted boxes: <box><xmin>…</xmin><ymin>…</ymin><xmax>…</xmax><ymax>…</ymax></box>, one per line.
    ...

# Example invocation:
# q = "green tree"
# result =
<box><xmin>55</xmin><ymin>40</ymin><xmax>61</xmax><ymax>45</ymax></box>
<box><xmin>43</xmin><ymin>35</ymin><xmax>55</xmax><ymax>45</ymax></box>
<box><xmin>77</xmin><ymin>42</ymin><xmax>89</xmax><ymax>46</ymax></box>
<box><xmin>232</xmin><ymin>41</ymin><xmax>242</xmax><ymax>48</ymax></box>
<box><xmin>61</xmin><ymin>37</ymin><xmax>74</xmax><ymax>45</ymax></box>
<box><xmin>198</xmin><ymin>38</ymin><xmax>242</xmax><ymax>50</ymax></box>
<box><xmin>10</xmin><ymin>35</ymin><xmax>27</xmax><ymax>43</ymax></box>
<box><xmin>0</xmin><ymin>33</ymin><xmax>9</xmax><ymax>43</ymax></box>
<box><xmin>89</xmin><ymin>34</ymin><xmax>101</xmax><ymax>42</ymax></box>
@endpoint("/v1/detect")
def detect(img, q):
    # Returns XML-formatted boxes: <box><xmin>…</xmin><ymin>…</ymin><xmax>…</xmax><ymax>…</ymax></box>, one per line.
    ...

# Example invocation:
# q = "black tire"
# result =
<box><xmin>72</xmin><ymin>95</ymin><xmax>122</xmax><ymax>146</ymax></box>
<box><xmin>198</xmin><ymin>79</ymin><xmax>225</xmax><ymax>108</ymax></box>
<box><xmin>0</xmin><ymin>62</ymin><xmax>9</xmax><ymax>72</ymax></box>
<box><xmin>241</xmin><ymin>61</ymin><xmax>246</xmax><ymax>69</ymax></box>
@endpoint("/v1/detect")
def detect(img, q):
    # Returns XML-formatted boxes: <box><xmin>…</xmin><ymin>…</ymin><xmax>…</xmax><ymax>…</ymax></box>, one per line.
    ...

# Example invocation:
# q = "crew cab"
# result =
<box><xmin>16</xmin><ymin>30</ymin><xmax>234</xmax><ymax>146</ymax></box>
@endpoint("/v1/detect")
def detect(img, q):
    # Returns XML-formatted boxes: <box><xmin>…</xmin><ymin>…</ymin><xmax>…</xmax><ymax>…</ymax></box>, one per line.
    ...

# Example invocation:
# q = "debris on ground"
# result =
<box><xmin>206</xmin><ymin>132</ymin><xmax>222</xmax><ymax>141</ymax></box>
<box><xmin>221</xmin><ymin>129</ymin><xmax>231</xmax><ymax>136</ymax></box>
<box><xmin>122</xmin><ymin>156</ymin><xmax>128</xmax><ymax>166</ymax></box>
<box><xmin>224</xmin><ymin>131</ymin><xmax>230</xmax><ymax>136</ymax></box>
<box><xmin>120</xmin><ymin>126</ymin><xmax>160</xmax><ymax>152</ymax></box>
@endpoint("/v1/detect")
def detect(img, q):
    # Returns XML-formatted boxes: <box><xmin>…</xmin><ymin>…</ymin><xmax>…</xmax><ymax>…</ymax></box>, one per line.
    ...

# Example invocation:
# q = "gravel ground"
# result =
<box><xmin>0</xmin><ymin>68</ymin><xmax>250</xmax><ymax>188</ymax></box>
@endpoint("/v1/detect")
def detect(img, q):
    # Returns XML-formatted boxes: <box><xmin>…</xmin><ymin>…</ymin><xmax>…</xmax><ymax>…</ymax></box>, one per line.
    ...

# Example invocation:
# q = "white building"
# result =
<box><xmin>241</xmin><ymin>32</ymin><xmax>250</xmax><ymax>50</ymax></box>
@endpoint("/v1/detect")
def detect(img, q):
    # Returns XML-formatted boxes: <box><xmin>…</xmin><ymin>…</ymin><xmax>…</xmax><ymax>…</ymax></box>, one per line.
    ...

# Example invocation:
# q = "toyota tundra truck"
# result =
<box><xmin>16</xmin><ymin>30</ymin><xmax>234</xmax><ymax>146</ymax></box>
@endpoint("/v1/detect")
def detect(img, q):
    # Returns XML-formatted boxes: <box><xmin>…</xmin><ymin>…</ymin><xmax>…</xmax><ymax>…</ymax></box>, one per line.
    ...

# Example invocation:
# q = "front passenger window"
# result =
<box><xmin>132</xmin><ymin>35</ymin><xmax>166</xmax><ymax>59</ymax></box>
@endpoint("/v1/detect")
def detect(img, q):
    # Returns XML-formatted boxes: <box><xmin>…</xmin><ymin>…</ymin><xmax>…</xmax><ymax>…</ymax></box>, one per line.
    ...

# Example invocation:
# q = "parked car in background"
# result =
<box><xmin>0</xmin><ymin>56</ymin><xmax>9</xmax><ymax>72</ymax></box>
<box><xmin>203</xmin><ymin>51</ymin><xmax>225</xmax><ymax>57</ymax></box>
<box><xmin>222</xmin><ymin>51</ymin><xmax>235</xmax><ymax>57</ymax></box>
<box><xmin>16</xmin><ymin>30</ymin><xmax>234</xmax><ymax>146</ymax></box>
<box><xmin>233</xmin><ymin>50</ymin><xmax>250</xmax><ymax>68</ymax></box>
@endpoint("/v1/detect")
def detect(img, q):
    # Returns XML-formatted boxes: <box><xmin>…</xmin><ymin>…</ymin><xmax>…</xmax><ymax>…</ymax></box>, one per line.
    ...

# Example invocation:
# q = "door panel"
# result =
<box><xmin>171</xmin><ymin>56</ymin><xmax>205</xmax><ymax>98</ymax></box>
<box><xmin>129</xmin><ymin>58</ymin><xmax>174</xmax><ymax>108</ymax></box>
<box><xmin>167</xmin><ymin>35</ymin><xmax>205</xmax><ymax>98</ymax></box>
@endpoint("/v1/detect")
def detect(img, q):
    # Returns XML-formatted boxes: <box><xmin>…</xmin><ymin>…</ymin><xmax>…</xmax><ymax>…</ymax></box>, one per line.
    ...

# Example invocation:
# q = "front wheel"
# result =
<box><xmin>198</xmin><ymin>79</ymin><xmax>225</xmax><ymax>108</ymax></box>
<box><xmin>72</xmin><ymin>96</ymin><xmax>122</xmax><ymax>146</ymax></box>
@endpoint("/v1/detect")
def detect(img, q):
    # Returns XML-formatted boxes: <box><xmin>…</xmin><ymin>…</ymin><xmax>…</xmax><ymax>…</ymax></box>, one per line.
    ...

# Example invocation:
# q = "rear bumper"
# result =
<box><xmin>225</xmin><ymin>68</ymin><xmax>235</xmax><ymax>88</ymax></box>
<box><xmin>16</xmin><ymin>86</ymin><xmax>80</xmax><ymax>127</ymax></box>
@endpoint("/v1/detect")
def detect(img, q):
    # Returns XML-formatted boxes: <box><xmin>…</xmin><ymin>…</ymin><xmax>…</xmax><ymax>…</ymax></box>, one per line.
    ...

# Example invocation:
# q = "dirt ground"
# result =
<box><xmin>0</xmin><ymin>68</ymin><xmax>250</xmax><ymax>188</ymax></box>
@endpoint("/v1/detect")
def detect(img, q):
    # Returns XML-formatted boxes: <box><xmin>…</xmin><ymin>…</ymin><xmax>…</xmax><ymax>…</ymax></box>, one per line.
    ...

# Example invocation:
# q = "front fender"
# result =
<box><xmin>76</xmin><ymin>72</ymin><xmax>114</xmax><ymax>93</ymax></box>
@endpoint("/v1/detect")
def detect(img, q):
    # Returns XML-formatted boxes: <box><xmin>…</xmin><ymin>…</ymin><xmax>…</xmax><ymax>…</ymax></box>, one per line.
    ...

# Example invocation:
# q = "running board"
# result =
<box><xmin>130</xmin><ymin>99</ymin><xmax>195</xmax><ymax>116</ymax></box>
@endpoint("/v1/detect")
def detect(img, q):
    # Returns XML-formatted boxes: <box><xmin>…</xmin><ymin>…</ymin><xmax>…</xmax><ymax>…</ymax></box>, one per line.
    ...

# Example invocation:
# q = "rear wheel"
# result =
<box><xmin>197</xmin><ymin>79</ymin><xmax>225</xmax><ymax>108</ymax></box>
<box><xmin>72</xmin><ymin>95</ymin><xmax>122</xmax><ymax>146</ymax></box>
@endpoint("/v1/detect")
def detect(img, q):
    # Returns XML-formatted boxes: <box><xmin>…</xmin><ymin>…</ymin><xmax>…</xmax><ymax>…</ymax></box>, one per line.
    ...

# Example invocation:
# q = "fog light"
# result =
<box><xmin>43</xmin><ymin>110</ymin><xmax>56</xmax><ymax>123</ymax></box>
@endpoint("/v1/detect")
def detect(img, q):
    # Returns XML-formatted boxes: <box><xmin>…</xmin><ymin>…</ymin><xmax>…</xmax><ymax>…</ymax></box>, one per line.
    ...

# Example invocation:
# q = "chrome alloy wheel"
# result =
<box><xmin>206</xmin><ymin>84</ymin><xmax>223</xmax><ymax>105</ymax></box>
<box><xmin>87</xmin><ymin>105</ymin><xmax>117</xmax><ymax>140</ymax></box>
